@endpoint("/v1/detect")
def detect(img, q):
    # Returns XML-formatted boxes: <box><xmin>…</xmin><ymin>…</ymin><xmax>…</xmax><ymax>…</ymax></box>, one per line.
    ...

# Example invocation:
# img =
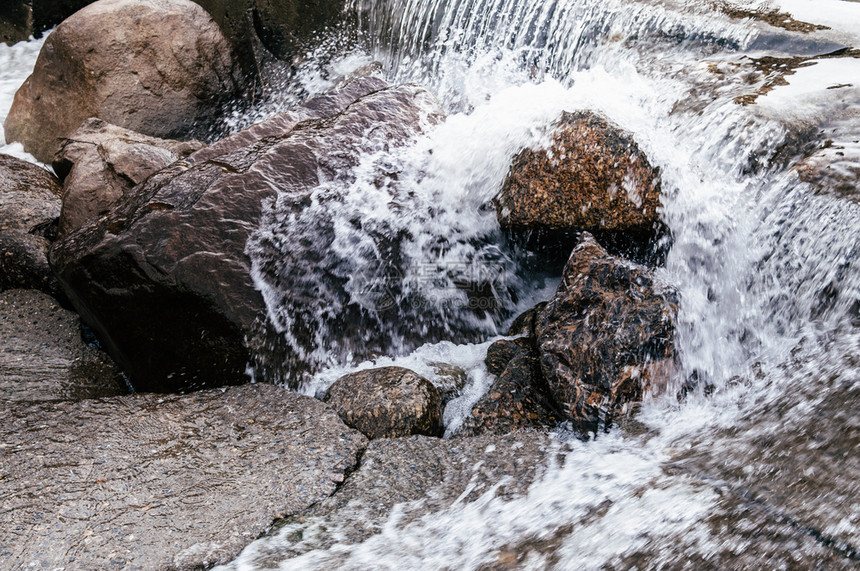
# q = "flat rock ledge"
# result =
<box><xmin>0</xmin><ymin>383</ymin><xmax>367</xmax><ymax>570</ymax></box>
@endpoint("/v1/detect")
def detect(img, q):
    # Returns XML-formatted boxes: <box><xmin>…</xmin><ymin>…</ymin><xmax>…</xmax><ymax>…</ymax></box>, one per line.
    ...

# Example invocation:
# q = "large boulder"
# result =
<box><xmin>50</xmin><ymin>77</ymin><xmax>450</xmax><ymax>393</ymax></box>
<box><xmin>0</xmin><ymin>153</ymin><xmax>62</xmax><ymax>296</ymax></box>
<box><xmin>3</xmin><ymin>0</ymin><xmax>245</xmax><ymax>163</ymax></box>
<box><xmin>497</xmin><ymin>111</ymin><xmax>664</xmax><ymax>258</ymax></box>
<box><xmin>323</xmin><ymin>366</ymin><xmax>443</xmax><ymax>439</ymax></box>
<box><xmin>0</xmin><ymin>289</ymin><xmax>124</xmax><ymax>403</ymax></box>
<box><xmin>0</xmin><ymin>383</ymin><xmax>367</xmax><ymax>569</ymax></box>
<box><xmin>535</xmin><ymin>233</ymin><xmax>678</xmax><ymax>432</ymax></box>
<box><xmin>53</xmin><ymin>118</ymin><xmax>205</xmax><ymax>236</ymax></box>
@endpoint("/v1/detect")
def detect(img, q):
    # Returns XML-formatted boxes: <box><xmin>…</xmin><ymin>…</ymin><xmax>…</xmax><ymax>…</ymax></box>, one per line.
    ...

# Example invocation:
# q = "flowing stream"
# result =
<box><xmin>3</xmin><ymin>0</ymin><xmax>860</xmax><ymax>568</ymax></box>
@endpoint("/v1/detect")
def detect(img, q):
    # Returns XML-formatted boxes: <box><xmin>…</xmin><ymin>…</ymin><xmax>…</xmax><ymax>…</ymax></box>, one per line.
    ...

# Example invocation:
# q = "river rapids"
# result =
<box><xmin>3</xmin><ymin>0</ymin><xmax>860</xmax><ymax>568</ymax></box>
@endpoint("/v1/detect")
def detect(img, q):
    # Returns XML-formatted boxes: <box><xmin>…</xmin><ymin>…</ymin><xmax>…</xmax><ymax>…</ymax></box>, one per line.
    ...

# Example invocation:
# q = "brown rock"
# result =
<box><xmin>53</xmin><ymin>118</ymin><xmax>205</xmax><ymax>236</ymax></box>
<box><xmin>0</xmin><ymin>289</ymin><xmax>125</xmax><ymax>403</ymax></box>
<box><xmin>497</xmin><ymin>110</ymin><xmax>663</xmax><ymax>236</ymax></box>
<box><xmin>4</xmin><ymin>0</ymin><xmax>245</xmax><ymax>163</ymax></box>
<box><xmin>324</xmin><ymin>366</ymin><xmax>443</xmax><ymax>439</ymax></box>
<box><xmin>484</xmin><ymin>336</ymin><xmax>535</xmax><ymax>376</ymax></box>
<box><xmin>0</xmin><ymin>153</ymin><xmax>62</xmax><ymax>296</ymax></box>
<box><xmin>536</xmin><ymin>233</ymin><xmax>677</xmax><ymax>432</ymax></box>
<box><xmin>0</xmin><ymin>383</ymin><xmax>367</xmax><ymax>569</ymax></box>
<box><xmin>507</xmin><ymin>302</ymin><xmax>548</xmax><ymax>337</ymax></box>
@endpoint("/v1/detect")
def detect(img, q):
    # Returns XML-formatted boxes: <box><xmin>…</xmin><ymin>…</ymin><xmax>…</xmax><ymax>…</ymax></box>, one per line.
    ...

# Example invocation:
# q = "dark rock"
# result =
<box><xmin>497</xmin><ymin>111</ymin><xmax>664</xmax><ymax>263</ymax></box>
<box><xmin>430</xmin><ymin>361</ymin><xmax>469</xmax><ymax>403</ymax></box>
<box><xmin>0</xmin><ymin>0</ymin><xmax>98</xmax><ymax>45</ymax></box>
<box><xmin>324</xmin><ymin>366</ymin><xmax>443</xmax><ymax>439</ymax></box>
<box><xmin>507</xmin><ymin>301</ymin><xmax>547</xmax><ymax>337</ymax></box>
<box><xmin>0</xmin><ymin>289</ymin><xmax>124</xmax><ymax>402</ymax></box>
<box><xmin>0</xmin><ymin>153</ymin><xmax>62</xmax><ymax>296</ymax></box>
<box><xmin>0</xmin><ymin>383</ymin><xmax>367</xmax><ymax>569</ymax></box>
<box><xmin>220</xmin><ymin>432</ymin><xmax>563</xmax><ymax>566</ymax></box>
<box><xmin>53</xmin><ymin>118</ymin><xmax>205</xmax><ymax>236</ymax></box>
<box><xmin>535</xmin><ymin>233</ymin><xmax>677</xmax><ymax>432</ymax></box>
<box><xmin>4</xmin><ymin>0</ymin><xmax>246</xmax><ymax>163</ymax></box>
<box><xmin>459</xmin><ymin>339</ymin><xmax>560</xmax><ymax>436</ymax></box>
<box><xmin>50</xmin><ymin>77</ymin><xmax>447</xmax><ymax>393</ymax></box>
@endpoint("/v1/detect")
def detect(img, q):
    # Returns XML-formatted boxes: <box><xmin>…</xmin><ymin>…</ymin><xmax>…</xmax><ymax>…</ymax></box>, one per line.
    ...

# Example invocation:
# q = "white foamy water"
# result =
<box><xmin>0</xmin><ymin>35</ymin><xmax>45</xmax><ymax>163</ymax></box>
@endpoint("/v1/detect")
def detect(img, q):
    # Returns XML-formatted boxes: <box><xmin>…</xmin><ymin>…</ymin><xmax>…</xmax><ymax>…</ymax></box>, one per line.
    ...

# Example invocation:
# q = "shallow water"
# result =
<box><xmin>3</xmin><ymin>0</ymin><xmax>859</xmax><ymax>568</ymax></box>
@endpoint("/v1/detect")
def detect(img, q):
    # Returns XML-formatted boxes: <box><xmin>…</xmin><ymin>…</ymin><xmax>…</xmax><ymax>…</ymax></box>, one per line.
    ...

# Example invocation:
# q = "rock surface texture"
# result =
<box><xmin>50</xmin><ymin>77</ymin><xmax>444</xmax><ymax>393</ymax></box>
<box><xmin>0</xmin><ymin>154</ymin><xmax>62</xmax><ymax>296</ymax></box>
<box><xmin>0</xmin><ymin>289</ymin><xmax>124</xmax><ymax>402</ymax></box>
<box><xmin>497</xmin><ymin>110</ymin><xmax>663</xmax><ymax>238</ymax></box>
<box><xmin>53</xmin><ymin>118</ymin><xmax>205</xmax><ymax>236</ymax></box>
<box><xmin>535</xmin><ymin>233</ymin><xmax>678</xmax><ymax>431</ymax></box>
<box><xmin>324</xmin><ymin>366</ymin><xmax>443</xmax><ymax>439</ymax></box>
<box><xmin>0</xmin><ymin>383</ymin><xmax>367</xmax><ymax>569</ymax></box>
<box><xmin>3</xmin><ymin>0</ymin><xmax>245</xmax><ymax>163</ymax></box>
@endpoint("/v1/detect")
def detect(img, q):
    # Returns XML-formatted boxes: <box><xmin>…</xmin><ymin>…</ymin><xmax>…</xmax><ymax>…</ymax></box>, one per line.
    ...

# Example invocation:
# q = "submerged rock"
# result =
<box><xmin>0</xmin><ymin>289</ymin><xmax>124</xmax><ymax>403</ymax></box>
<box><xmin>535</xmin><ymin>233</ymin><xmax>677</xmax><ymax>432</ymax></box>
<box><xmin>496</xmin><ymin>111</ymin><xmax>663</xmax><ymax>260</ymax></box>
<box><xmin>53</xmin><ymin>118</ymin><xmax>205</xmax><ymax>236</ymax></box>
<box><xmin>324</xmin><ymin>366</ymin><xmax>443</xmax><ymax>439</ymax></box>
<box><xmin>3</xmin><ymin>0</ymin><xmax>245</xmax><ymax>163</ymax></box>
<box><xmin>50</xmin><ymin>77</ymin><xmax>446</xmax><ymax>392</ymax></box>
<box><xmin>0</xmin><ymin>154</ymin><xmax>62</xmax><ymax>296</ymax></box>
<box><xmin>0</xmin><ymin>383</ymin><xmax>367</xmax><ymax>569</ymax></box>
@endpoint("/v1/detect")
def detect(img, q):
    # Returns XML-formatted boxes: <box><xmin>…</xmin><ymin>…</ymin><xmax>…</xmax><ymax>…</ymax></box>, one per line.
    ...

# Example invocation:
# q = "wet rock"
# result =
<box><xmin>535</xmin><ymin>233</ymin><xmax>677</xmax><ymax>432</ymax></box>
<box><xmin>0</xmin><ymin>153</ymin><xmax>62</xmax><ymax>296</ymax></box>
<box><xmin>459</xmin><ymin>338</ymin><xmax>560</xmax><ymax>437</ymax></box>
<box><xmin>50</xmin><ymin>77</ymin><xmax>445</xmax><ymax>393</ymax></box>
<box><xmin>4</xmin><ymin>0</ymin><xmax>245</xmax><ymax>163</ymax></box>
<box><xmin>53</xmin><ymin>118</ymin><xmax>205</xmax><ymax>236</ymax></box>
<box><xmin>496</xmin><ymin>111</ymin><xmax>663</xmax><ymax>255</ymax></box>
<box><xmin>430</xmin><ymin>361</ymin><xmax>469</xmax><ymax>403</ymax></box>
<box><xmin>507</xmin><ymin>302</ymin><xmax>547</xmax><ymax>337</ymax></box>
<box><xmin>0</xmin><ymin>0</ymin><xmax>97</xmax><ymax>45</ymax></box>
<box><xmin>324</xmin><ymin>366</ymin><xmax>443</xmax><ymax>439</ymax></box>
<box><xmin>220</xmin><ymin>433</ymin><xmax>563</xmax><ymax>566</ymax></box>
<box><xmin>0</xmin><ymin>289</ymin><xmax>124</xmax><ymax>403</ymax></box>
<box><xmin>0</xmin><ymin>383</ymin><xmax>367</xmax><ymax>569</ymax></box>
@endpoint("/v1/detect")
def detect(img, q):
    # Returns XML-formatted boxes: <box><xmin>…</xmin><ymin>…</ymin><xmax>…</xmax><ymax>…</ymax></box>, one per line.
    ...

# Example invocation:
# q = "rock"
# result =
<box><xmin>507</xmin><ymin>302</ymin><xmax>547</xmax><ymax>337</ymax></box>
<box><xmin>4</xmin><ymin>0</ymin><xmax>245</xmax><ymax>163</ymax></box>
<box><xmin>193</xmin><ymin>0</ymin><xmax>346</xmax><ymax>64</ymax></box>
<box><xmin>0</xmin><ymin>153</ymin><xmax>62</xmax><ymax>296</ymax></box>
<box><xmin>0</xmin><ymin>289</ymin><xmax>125</xmax><ymax>403</ymax></box>
<box><xmin>50</xmin><ymin>77</ymin><xmax>447</xmax><ymax>393</ymax></box>
<box><xmin>219</xmin><ymin>432</ymin><xmax>562</xmax><ymax>566</ymax></box>
<box><xmin>535</xmin><ymin>233</ymin><xmax>677</xmax><ymax>432</ymax></box>
<box><xmin>496</xmin><ymin>111</ymin><xmax>663</xmax><ymax>256</ymax></box>
<box><xmin>53</xmin><ymin>118</ymin><xmax>205</xmax><ymax>236</ymax></box>
<box><xmin>0</xmin><ymin>383</ymin><xmax>367</xmax><ymax>569</ymax></box>
<box><xmin>0</xmin><ymin>0</ymin><xmax>97</xmax><ymax>45</ymax></box>
<box><xmin>459</xmin><ymin>338</ymin><xmax>561</xmax><ymax>436</ymax></box>
<box><xmin>430</xmin><ymin>361</ymin><xmax>469</xmax><ymax>403</ymax></box>
<box><xmin>324</xmin><ymin>367</ymin><xmax>443</xmax><ymax>439</ymax></box>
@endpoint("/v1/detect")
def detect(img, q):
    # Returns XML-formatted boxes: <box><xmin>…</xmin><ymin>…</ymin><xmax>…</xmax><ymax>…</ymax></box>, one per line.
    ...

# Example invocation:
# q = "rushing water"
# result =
<box><xmin>4</xmin><ymin>0</ymin><xmax>860</xmax><ymax>568</ymax></box>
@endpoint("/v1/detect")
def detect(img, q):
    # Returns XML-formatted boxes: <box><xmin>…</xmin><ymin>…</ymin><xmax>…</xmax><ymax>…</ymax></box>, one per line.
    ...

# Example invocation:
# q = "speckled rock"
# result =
<box><xmin>53</xmin><ymin>118</ymin><xmax>205</xmax><ymax>236</ymax></box>
<box><xmin>324</xmin><ymin>366</ymin><xmax>443</xmax><ymax>439</ymax></box>
<box><xmin>536</xmin><ymin>233</ymin><xmax>678</xmax><ymax>432</ymax></box>
<box><xmin>507</xmin><ymin>302</ymin><xmax>547</xmax><ymax>337</ymax></box>
<box><xmin>218</xmin><ymin>432</ymin><xmax>565</xmax><ymax>566</ymax></box>
<box><xmin>0</xmin><ymin>289</ymin><xmax>124</xmax><ymax>403</ymax></box>
<box><xmin>459</xmin><ymin>338</ymin><xmax>561</xmax><ymax>436</ymax></box>
<box><xmin>4</xmin><ymin>0</ymin><xmax>245</xmax><ymax>163</ymax></box>
<box><xmin>0</xmin><ymin>153</ymin><xmax>62</xmax><ymax>296</ymax></box>
<box><xmin>497</xmin><ymin>111</ymin><xmax>662</xmax><ymax>236</ymax></box>
<box><xmin>0</xmin><ymin>383</ymin><xmax>367</xmax><ymax>570</ymax></box>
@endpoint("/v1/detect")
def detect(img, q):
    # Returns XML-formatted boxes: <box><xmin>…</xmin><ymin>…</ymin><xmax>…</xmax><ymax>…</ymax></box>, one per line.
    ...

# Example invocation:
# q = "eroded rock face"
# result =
<box><xmin>459</xmin><ymin>338</ymin><xmax>560</xmax><ymax>436</ymax></box>
<box><xmin>535</xmin><ymin>233</ymin><xmax>677</xmax><ymax>432</ymax></box>
<box><xmin>220</xmin><ymin>433</ymin><xmax>563</xmax><ymax>567</ymax></box>
<box><xmin>53</xmin><ymin>118</ymin><xmax>205</xmax><ymax>236</ymax></box>
<box><xmin>324</xmin><ymin>366</ymin><xmax>443</xmax><ymax>439</ymax></box>
<box><xmin>0</xmin><ymin>154</ymin><xmax>62</xmax><ymax>296</ymax></box>
<box><xmin>50</xmin><ymin>77</ymin><xmax>445</xmax><ymax>393</ymax></box>
<box><xmin>3</xmin><ymin>0</ymin><xmax>245</xmax><ymax>163</ymax></box>
<box><xmin>0</xmin><ymin>383</ymin><xmax>367</xmax><ymax>569</ymax></box>
<box><xmin>0</xmin><ymin>289</ymin><xmax>125</xmax><ymax>403</ymax></box>
<box><xmin>497</xmin><ymin>110</ymin><xmax>663</xmax><ymax>240</ymax></box>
